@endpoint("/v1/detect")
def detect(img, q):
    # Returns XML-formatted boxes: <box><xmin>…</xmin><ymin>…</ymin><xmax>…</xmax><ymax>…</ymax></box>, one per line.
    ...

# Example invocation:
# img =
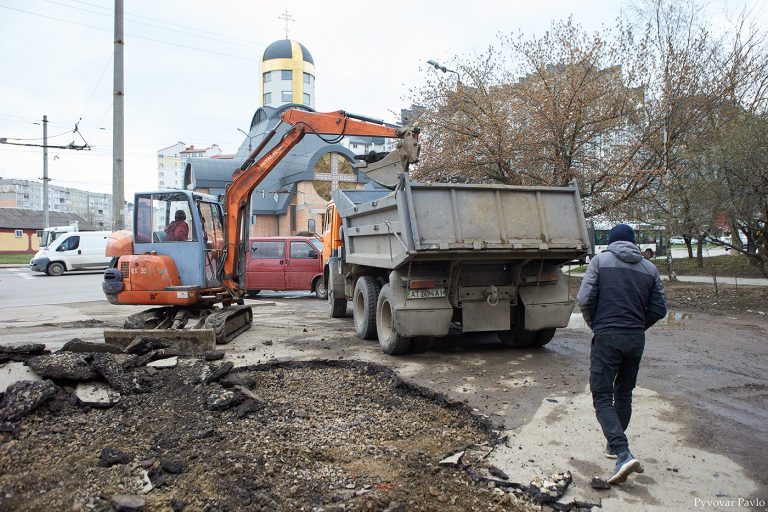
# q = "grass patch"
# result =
<box><xmin>566</xmin><ymin>254</ymin><xmax>765</xmax><ymax>278</ymax></box>
<box><xmin>653</xmin><ymin>254</ymin><xmax>765</xmax><ymax>279</ymax></box>
<box><xmin>0</xmin><ymin>253</ymin><xmax>32</xmax><ymax>264</ymax></box>
<box><xmin>566</xmin><ymin>275</ymin><xmax>768</xmax><ymax>316</ymax></box>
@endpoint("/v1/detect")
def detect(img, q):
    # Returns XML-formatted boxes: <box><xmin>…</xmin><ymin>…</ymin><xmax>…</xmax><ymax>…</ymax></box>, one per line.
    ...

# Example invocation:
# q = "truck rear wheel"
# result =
<box><xmin>353</xmin><ymin>276</ymin><xmax>379</xmax><ymax>339</ymax></box>
<box><xmin>376</xmin><ymin>284</ymin><xmax>411</xmax><ymax>355</ymax></box>
<box><xmin>499</xmin><ymin>328</ymin><xmax>555</xmax><ymax>347</ymax></box>
<box><xmin>328</xmin><ymin>285</ymin><xmax>347</xmax><ymax>318</ymax></box>
<box><xmin>499</xmin><ymin>304</ymin><xmax>556</xmax><ymax>348</ymax></box>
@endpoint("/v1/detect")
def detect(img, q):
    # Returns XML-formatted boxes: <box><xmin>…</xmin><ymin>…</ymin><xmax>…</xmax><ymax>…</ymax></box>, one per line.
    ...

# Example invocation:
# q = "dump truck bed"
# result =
<box><xmin>332</xmin><ymin>176</ymin><xmax>590</xmax><ymax>269</ymax></box>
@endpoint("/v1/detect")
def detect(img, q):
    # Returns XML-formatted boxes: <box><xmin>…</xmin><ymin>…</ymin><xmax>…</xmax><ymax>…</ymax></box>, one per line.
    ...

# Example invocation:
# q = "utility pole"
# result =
<box><xmin>42</xmin><ymin>115</ymin><xmax>49</xmax><ymax>229</ymax></box>
<box><xmin>112</xmin><ymin>0</ymin><xmax>125</xmax><ymax>231</ymax></box>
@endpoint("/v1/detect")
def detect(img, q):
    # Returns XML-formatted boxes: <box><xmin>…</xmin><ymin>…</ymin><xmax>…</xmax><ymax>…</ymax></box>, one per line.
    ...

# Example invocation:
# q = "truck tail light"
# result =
<box><xmin>409</xmin><ymin>279</ymin><xmax>436</xmax><ymax>289</ymax></box>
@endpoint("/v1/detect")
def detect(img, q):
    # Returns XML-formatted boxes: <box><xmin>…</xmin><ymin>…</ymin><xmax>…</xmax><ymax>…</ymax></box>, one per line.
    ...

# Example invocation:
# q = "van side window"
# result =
<box><xmin>290</xmin><ymin>241</ymin><xmax>316</xmax><ymax>259</ymax></box>
<box><xmin>58</xmin><ymin>236</ymin><xmax>80</xmax><ymax>251</ymax></box>
<box><xmin>250</xmin><ymin>241</ymin><xmax>284</xmax><ymax>259</ymax></box>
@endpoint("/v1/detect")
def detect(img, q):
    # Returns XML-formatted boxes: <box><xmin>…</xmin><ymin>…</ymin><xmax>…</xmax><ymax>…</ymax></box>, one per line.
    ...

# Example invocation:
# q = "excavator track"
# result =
<box><xmin>203</xmin><ymin>305</ymin><xmax>253</xmax><ymax>344</ymax></box>
<box><xmin>104</xmin><ymin>305</ymin><xmax>253</xmax><ymax>349</ymax></box>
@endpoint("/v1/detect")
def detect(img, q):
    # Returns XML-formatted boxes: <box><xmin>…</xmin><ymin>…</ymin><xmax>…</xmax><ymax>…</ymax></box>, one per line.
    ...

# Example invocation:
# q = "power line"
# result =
<box><xmin>66</xmin><ymin>0</ymin><xmax>267</xmax><ymax>47</ymax></box>
<box><xmin>0</xmin><ymin>4</ymin><xmax>409</xmax><ymax>83</ymax></box>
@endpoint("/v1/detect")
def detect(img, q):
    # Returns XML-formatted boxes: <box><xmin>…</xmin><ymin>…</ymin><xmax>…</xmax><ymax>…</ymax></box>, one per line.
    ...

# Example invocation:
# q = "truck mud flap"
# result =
<box><xmin>327</xmin><ymin>257</ymin><xmax>346</xmax><ymax>298</ymax></box>
<box><xmin>518</xmin><ymin>284</ymin><xmax>574</xmax><ymax>331</ymax></box>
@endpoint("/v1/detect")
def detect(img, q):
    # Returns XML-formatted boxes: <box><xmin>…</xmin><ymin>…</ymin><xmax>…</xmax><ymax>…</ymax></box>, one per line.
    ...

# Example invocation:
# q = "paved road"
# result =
<box><xmin>0</xmin><ymin>267</ymin><xmax>105</xmax><ymax>308</ymax></box>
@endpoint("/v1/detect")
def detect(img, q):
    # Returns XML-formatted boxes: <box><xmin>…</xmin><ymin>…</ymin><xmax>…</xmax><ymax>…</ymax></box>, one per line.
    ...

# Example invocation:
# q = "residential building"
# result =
<box><xmin>0</xmin><ymin>208</ymin><xmax>98</xmax><ymax>253</ymax></box>
<box><xmin>0</xmin><ymin>178</ymin><xmax>111</xmax><ymax>228</ymax></box>
<box><xmin>156</xmin><ymin>143</ymin><xmax>223</xmax><ymax>226</ymax></box>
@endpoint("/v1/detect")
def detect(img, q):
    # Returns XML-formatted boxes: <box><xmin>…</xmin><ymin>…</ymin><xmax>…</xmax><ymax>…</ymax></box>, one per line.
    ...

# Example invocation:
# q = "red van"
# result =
<box><xmin>246</xmin><ymin>236</ymin><xmax>326</xmax><ymax>299</ymax></box>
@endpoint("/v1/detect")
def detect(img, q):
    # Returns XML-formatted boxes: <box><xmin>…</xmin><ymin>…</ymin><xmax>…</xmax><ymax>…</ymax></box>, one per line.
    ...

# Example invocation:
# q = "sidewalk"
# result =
<box><xmin>567</xmin><ymin>272</ymin><xmax>768</xmax><ymax>286</ymax></box>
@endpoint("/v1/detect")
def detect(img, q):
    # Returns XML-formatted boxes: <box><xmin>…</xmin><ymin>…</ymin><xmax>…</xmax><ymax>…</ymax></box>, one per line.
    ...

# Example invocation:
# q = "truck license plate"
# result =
<box><xmin>406</xmin><ymin>288</ymin><xmax>446</xmax><ymax>299</ymax></box>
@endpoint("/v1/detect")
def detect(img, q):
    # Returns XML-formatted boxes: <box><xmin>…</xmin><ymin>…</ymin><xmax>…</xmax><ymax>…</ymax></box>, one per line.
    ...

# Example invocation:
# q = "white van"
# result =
<box><xmin>29</xmin><ymin>231</ymin><xmax>112</xmax><ymax>276</ymax></box>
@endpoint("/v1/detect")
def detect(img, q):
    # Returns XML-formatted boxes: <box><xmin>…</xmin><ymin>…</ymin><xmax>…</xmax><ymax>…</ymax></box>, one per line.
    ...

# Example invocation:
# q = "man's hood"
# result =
<box><xmin>606</xmin><ymin>240</ymin><xmax>643</xmax><ymax>263</ymax></box>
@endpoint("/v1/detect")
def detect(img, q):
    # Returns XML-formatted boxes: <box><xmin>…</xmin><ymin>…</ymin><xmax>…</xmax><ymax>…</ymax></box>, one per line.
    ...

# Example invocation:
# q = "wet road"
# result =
<box><xmin>0</xmin><ymin>268</ymin><xmax>104</xmax><ymax>308</ymax></box>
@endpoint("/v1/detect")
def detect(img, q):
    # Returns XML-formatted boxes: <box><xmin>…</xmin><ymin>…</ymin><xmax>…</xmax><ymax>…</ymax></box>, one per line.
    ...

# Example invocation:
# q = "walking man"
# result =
<box><xmin>576</xmin><ymin>224</ymin><xmax>667</xmax><ymax>484</ymax></box>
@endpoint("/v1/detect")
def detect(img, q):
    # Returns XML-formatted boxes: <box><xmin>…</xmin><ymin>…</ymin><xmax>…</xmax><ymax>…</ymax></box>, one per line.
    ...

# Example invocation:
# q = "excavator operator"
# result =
<box><xmin>165</xmin><ymin>210</ymin><xmax>189</xmax><ymax>241</ymax></box>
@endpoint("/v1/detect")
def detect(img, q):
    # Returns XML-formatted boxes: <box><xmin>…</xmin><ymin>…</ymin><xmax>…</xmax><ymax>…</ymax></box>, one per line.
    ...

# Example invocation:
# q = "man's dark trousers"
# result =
<box><xmin>590</xmin><ymin>330</ymin><xmax>646</xmax><ymax>453</ymax></box>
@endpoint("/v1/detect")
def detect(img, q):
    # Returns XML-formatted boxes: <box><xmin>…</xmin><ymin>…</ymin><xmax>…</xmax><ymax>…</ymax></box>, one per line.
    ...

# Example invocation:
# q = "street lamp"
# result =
<box><xmin>426</xmin><ymin>59</ymin><xmax>460</xmax><ymax>79</ymax></box>
<box><xmin>237</xmin><ymin>127</ymin><xmax>255</xmax><ymax>152</ymax></box>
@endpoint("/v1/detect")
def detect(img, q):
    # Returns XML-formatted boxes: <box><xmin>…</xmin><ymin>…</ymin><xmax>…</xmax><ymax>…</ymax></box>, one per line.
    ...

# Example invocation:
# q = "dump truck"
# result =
<box><xmin>321</xmin><ymin>174</ymin><xmax>591</xmax><ymax>354</ymax></box>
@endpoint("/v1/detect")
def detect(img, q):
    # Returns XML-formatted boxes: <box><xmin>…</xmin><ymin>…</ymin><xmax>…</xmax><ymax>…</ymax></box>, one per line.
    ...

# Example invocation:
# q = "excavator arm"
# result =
<box><xmin>220</xmin><ymin>109</ymin><xmax>420</xmax><ymax>297</ymax></box>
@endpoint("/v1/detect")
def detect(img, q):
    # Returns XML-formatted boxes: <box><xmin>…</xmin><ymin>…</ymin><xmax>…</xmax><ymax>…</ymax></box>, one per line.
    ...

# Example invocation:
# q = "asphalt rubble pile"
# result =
<box><xmin>0</xmin><ymin>339</ymin><xmax>579</xmax><ymax>512</ymax></box>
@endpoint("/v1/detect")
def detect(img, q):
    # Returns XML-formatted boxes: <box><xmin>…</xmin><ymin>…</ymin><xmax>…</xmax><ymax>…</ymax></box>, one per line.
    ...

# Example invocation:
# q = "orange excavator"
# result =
<box><xmin>102</xmin><ymin>108</ymin><xmax>420</xmax><ymax>345</ymax></box>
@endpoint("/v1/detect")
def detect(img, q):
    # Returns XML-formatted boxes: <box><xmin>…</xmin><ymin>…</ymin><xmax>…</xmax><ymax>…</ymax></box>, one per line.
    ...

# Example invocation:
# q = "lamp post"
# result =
<box><xmin>426</xmin><ymin>59</ymin><xmax>461</xmax><ymax>80</ymax></box>
<box><xmin>237</xmin><ymin>128</ymin><xmax>255</xmax><ymax>152</ymax></box>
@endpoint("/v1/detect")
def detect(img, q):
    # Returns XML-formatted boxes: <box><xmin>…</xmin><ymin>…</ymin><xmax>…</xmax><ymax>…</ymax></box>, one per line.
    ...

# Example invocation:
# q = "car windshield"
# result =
<box><xmin>309</xmin><ymin>238</ymin><xmax>323</xmax><ymax>251</ymax></box>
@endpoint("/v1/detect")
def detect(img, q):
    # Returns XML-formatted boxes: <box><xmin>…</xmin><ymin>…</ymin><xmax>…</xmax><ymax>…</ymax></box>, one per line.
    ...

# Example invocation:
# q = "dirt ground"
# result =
<box><xmin>0</xmin><ymin>359</ymin><xmax>532</xmax><ymax>512</ymax></box>
<box><xmin>1</xmin><ymin>282</ymin><xmax>767</xmax><ymax>511</ymax></box>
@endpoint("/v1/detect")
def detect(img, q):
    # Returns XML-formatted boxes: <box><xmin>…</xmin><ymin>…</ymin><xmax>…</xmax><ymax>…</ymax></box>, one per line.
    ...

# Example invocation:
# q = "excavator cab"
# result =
<box><xmin>133</xmin><ymin>190</ymin><xmax>225</xmax><ymax>290</ymax></box>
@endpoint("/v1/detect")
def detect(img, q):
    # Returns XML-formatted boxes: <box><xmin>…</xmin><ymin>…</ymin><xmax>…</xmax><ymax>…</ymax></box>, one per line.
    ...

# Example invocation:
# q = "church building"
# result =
<box><xmin>184</xmin><ymin>38</ymin><xmax>381</xmax><ymax>237</ymax></box>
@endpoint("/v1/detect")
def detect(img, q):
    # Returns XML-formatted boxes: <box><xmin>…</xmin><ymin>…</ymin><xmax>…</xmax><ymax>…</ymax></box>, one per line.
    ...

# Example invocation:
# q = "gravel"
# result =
<box><xmin>0</xmin><ymin>358</ymin><xmax>535</xmax><ymax>511</ymax></box>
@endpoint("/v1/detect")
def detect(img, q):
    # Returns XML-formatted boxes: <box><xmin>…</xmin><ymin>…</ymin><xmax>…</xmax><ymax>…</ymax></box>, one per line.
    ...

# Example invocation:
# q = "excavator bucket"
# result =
<box><xmin>356</xmin><ymin>128</ymin><xmax>420</xmax><ymax>189</ymax></box>
<box><xmin>103</xmin><ymin>305</ymin><xmax>253</xmax><ymax>354</ymax></box>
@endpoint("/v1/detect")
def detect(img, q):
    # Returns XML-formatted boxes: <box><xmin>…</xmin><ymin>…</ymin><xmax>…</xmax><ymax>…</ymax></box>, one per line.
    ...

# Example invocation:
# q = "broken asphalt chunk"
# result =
<box><xmin>27</xmin><ymin>353</ymin><xmax>98</xmax><ymax>381</ymax></box>
<box><xmin>0</xmin><ymin>344</ymin><xmax>50</xmax><ymax>363</ymax></box>
<box><xmin>99</xmin><ymin>448</ymin><xmax>134</xmax><ymax>467</ymax></box>
<box><xmin>591</xmin><ymin>477</ymin><xmax>611</xmax><ymax>490</ymax></box>
<box><xmin>528</xmin><ymin>471</ymin><xmax>572</xmax><ymax>503</ymax></box>
<box><xmin>61</xmin><ymin>339</ymin><xmax>123</xmax><ymax>354</ymax></box>
<box><xmin>439</xmin><ymin>451</ymin><xmax>465</xmax><ymax>466</ymax></box>
<box><xmin>124</xmin><ymin>336</ymin><xmax>173</xmax><ymax>356</ymax></box>
<box><xmin>75</xmin><ymin>382</ymin><xmax>120</xmax><ymax>408</ymax></box>
<box><xmin>205</xmin><ymin>383</ymin><xmax>243</xmax><ymax>411</ymax></box>
<box><xmin>0</xmin><ymin>380</ymin><xmax>57</xmax><ymax>422</ymax></box>
<box><xmin>91</xmin><ymin>353</ymin><xmax>133</xmax><ymax>394</ymax></box>
<box><xmin>488</xmin><ymin>466</ymin><xmax>509</xmax><ymax>480</ymax></box>
<box><xmin>160</xmin><ymin>458</ymin><xmax>188</xmax><ymax>474</ymax></box>
<box><xmin>204</xmin><ymin>361</ymin><xmax>234</xmax><ymax>384</ymax></box>
<box><xmin>204</xmin><ymin>350</ymin><xmax>225</xmax><ymax>361</ymax></box>
<box><xmin>111</xmin><ymin>494</ymin><xmax>145</xmax><ymax>512</ymax></box>
<box><xmin>147</xmin><ymin>357</ymin><xmax>178</xmax><ymax>369</ymax></box>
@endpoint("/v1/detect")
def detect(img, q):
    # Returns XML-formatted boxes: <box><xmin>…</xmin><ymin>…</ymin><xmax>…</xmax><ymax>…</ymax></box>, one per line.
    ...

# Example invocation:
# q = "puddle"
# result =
<box><xmin>567</xmin><ymin>311</ymin><xmax>694</xmax><ymax>329</ymax></box>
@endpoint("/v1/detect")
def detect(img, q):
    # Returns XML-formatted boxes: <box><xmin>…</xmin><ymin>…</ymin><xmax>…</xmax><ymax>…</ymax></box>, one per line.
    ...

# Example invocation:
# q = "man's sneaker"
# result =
<box><xmin>608</xmin><ymin>451</ymin><xmax>640</xmax><ymax>484</ymax></box>
<box><xmin>604</xmin><ymin>443</ymin><xmax>617</xmax><ymax>459</ymax></box>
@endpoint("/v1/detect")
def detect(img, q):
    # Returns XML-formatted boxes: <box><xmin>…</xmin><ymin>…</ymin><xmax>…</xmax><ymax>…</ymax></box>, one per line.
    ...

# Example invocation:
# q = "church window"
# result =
<box><xmin>312</xmin><ymin>152</ymin><xmax>356</xmax><ymax>201</ymax></box>
<box><xmin>281</xmin><ymin>90</ymin><xmax>292</xmax><ymax>102</ymax></box>
<box><xmin>303</xmin><ymin>72</ymin><xmax>312</xmax><ymax>84</ymax></box>
<box><xmin>303</xmin><ymin>93</ymin><xmax>310</xmax><ymax>105</ymax></box>
<box><xmin>263</xmin><ymin>71</ymin><xmax>272</xmax><ymax>83</ymax></box>
<box><xmin>264</xmin><ymin>92</ymin><xmax>272</xmax><ymax>104</ymax></box>
<box><xmin>281</xmin><ymin>70</ymin><xmax>292</xmax><ymax>80</ymax></box>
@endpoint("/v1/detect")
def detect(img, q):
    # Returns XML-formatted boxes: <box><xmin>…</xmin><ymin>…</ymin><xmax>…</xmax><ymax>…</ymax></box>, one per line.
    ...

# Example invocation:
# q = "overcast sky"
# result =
<box><xmin>0</xmin><ymin>0</ymin><xmax>764</xmax><ymax>197</ymax></box>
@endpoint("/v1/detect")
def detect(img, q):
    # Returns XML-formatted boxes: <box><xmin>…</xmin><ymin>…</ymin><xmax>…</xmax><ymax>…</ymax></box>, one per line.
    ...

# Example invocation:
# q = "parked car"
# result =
<box><xmin>670</xmin><ymin>236</ymin><xmax>685</xmax><ymax>245</ymax></box>
<box><xmin>246</xmin><ymin>236</ymin><xmax>326</xmax><ymax>298</ymax></box>
<box><xmin>29</xmin><ymin>231</ymin><xmax>112</xmax><ymax>276</ymax></box>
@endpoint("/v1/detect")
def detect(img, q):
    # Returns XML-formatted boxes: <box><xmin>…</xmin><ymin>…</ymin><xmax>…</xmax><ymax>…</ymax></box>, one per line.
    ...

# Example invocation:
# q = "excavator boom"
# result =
<box><xmin>220</xmin><ymin>109</ymin><xmax>419</xmax><ymax>297</ymax></box>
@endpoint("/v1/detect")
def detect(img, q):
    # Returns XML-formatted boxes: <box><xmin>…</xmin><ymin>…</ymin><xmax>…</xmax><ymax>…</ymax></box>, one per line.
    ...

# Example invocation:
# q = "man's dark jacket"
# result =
<box><xmin>576</xmin><ymin>241</ymin><xmax>667</xmax><ymax>332</ymax></box>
